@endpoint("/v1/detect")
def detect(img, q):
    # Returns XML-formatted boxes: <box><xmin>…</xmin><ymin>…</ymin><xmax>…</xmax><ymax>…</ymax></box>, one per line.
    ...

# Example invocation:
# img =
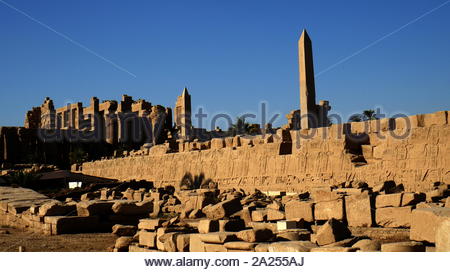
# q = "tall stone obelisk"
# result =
<box><xmin>299</xmin><ymin>29</ymin><xmax>317</xmax><ymax>129</ymax></box>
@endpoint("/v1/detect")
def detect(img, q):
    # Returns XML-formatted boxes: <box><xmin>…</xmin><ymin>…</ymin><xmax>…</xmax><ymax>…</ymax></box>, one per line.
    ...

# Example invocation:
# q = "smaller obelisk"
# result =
<box><xmin>299</xmin><ymin>29</ymin><xmax>317</xmax><ymax>129</ymax></box>
<box><xmin>175</xmin><ymin>87</ymin><xmax>192</xmax><ymax>140</ymax></box>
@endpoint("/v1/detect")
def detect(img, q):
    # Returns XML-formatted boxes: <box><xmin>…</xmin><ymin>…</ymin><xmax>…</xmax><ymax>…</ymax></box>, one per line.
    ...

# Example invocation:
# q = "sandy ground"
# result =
<box><xmin>0</xmin><ymin>227</ymin><xmax>116</xmax><ymax>252</ymax></box>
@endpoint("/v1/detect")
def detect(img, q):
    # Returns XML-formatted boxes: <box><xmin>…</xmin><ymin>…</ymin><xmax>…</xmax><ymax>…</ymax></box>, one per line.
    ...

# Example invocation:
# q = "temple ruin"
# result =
<box><xmin>0</xmin><ymin>30</ymin><xmax>449</xmax><ymax>253</ymax></box>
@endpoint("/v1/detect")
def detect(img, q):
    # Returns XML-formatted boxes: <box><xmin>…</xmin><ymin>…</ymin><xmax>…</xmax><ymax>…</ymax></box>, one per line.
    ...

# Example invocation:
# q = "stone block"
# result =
<box><xmin>237</xmin><ymin>229</ymin><xmax>273</xmax><ymax>243</ymax></box>
<box><xmin>410</xmin><ymin>207</ymin><xmax>450</xmax><ymax>243</ymax></box>
<box><xmin>211</xmin><ymin>138</ymin><xmax>225</xmax><ymax>150</ymax></box>
<box><xmin>345</xmin><ymin>193</ymin><xmax>373</xmax><ymax>227</ymax></box>
<box><xmin>156</xmin><ymin>227</ymin><xmax>167</xmax><ymax>251</ymax></box>
<box><xmin>189</xmin><ymin>234</ymin><xmax>206</xmax><ymax>252</ymax></box>
<box><xmin>198</xmin><ymin>232</ymin><xmax>237</xmax><ymax>244</ymax></box>
<box><xmin>376</xmin><ymin>206</ymin><xmax>413</xmax><ymax>228</ymax></box>
<box><xmin>314</xmin><ymin>219</ymin><xmax>351</xmax><ymax>246</ymax></box>
<box><xmin>112</xmin><ymin>224</ymin><xmax>137</xmax><ymax>236</ymax></box>
<box><xmin>44</xmin><ymin>216</ymin><xmax>100</xmax><ymax>234</ymax></box>
<box><xmin>310</xmin><ymin>187</ymin><xmax>340</xmax><ymax>202</ymax></box>
<box><xmin>204</xmin><ymin>198</ymin><xmax>242</xmax><ymax>220</ymax></box>
<box><xmin>267</xmin><ymin>241</ymin><xmax>317</xmax><ymax>252</ymax></box>
<box><xmin>139</xmin><ymin>230</ymin><xmax>157</xmax><ymax>248</ymax></box>
<box><xmin>159</xmin><ymin>232</ymin><xmax>178</xmax><ymax>252</ymax></box>
<box><xmin>375</xmin><ymin>193</ymin><xmax>402</xmax><ymax>208</ymax></box>
<box><xmin>176</xmin><ymin>234</ymin><xmax>191</xmax><ymax>252</ymax></box>
<box><xmin>276</xmin><ymin>221</ymin><xmax>298</xmax><ymax>231</ymax></box>
<box><xmin>401</xmin><ymin>193</ymin><xmax>424</xmax><ymax>206</ymax></box>
<box><xmin>219</xmin><ymin>219</ymin><xmax>245</xmax><ymax>232</ymax></box>
<box><xmin>138</xmin><ymin>218</ymin><xmax>163</xmax><ymax>230</ymax></box>
<box><xmin>224</xmin><ymin>241</ymin><xmax>256</xmax><ymax>251</ymax></box>
<box><xmin>351</xmin><ymin>239</ymin><xmax>381</xmax><ymax>252</ymax></box>
<box><xmin>198</xmin><ymin>219</ymin><xmax>219</xmax><ymax>234</ymax></box>
<box><xmin>112</xmin><ymin>200</ymin><xmax>153</xmax><ymax>215</ymax></box>
<box><xmin>115</xmin><ymin>236</ymin><xmax>133</xmax><ymax>252</ymax></box>
<box><xmin>204</xmin><ymin>243</ymin><xmax>227</xmax><ymax>252</ymax></box>
<box><xmin>267</xmin><ymin>209</ymin><xmax>285</xmax><ymax>221</ymax></box>
<box><xmin>255</xmin><ymin>243</ymin><xmax>270</xmax><ymax>252</ymax></box>
<box><xmin>314</xmin><ymin>199</ymin><xmax>344</xmax><ymax>221</ymax></box>
<box><xmin>236</xmin><ymin>207</ymin><xmax>253</xmax><ymax>226</ymax></box>
<box><xmin>276</xmin><ymin>229</ymin><xmax>311</xmax><ymax>241</ymax></box>
<box><xmin>39</xmin><ymin>202</ymin><xmax>76</xmax><ymax>216</ymax></box>
<box><xmin>435</xmin><ymin>218</ymin><xmax>450</xmax><ymax>252</ymax></box>
<box><xmin>381</xmin><ymin>241</ymin><xmax>425</xmax><ymax>252</ymax></box>
<box><xmin>76</xmin><ymin>201</ymin><xmax>114</xmax><ymax>217</ymax></box>
<box><xmin>248</xmin><ymin>222</ymin><xmax>278</xmax><ymax>233</ymax></box>
<box><xmin>285</xmin><ymin>201</ymin><xmax>314</xmax><ymax>222</ymax></box>
<box><xmin>423</xmin><ymin>111</ymin><xmax>447</xmax><ymax>126</ymax></box>
<box><xmin>251</xmin><ymin>209</ymin><xmax>267</xmax><ymax>222</ymax></box>
<box><xmin>310</xmin><ymin>247</ymin><xmax>357</xmax><ymax>252</ymax></box>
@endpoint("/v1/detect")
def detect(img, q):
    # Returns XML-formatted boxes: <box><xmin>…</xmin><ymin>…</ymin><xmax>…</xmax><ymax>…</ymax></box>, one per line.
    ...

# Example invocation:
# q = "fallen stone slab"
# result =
<box><xmin>285</xmin><ymin>201</ymin><xmax>314</xmax><ymax>222</ymax></box>
<box><xmin>267</xmin><ymin>209</ymin><xmax>285</xmax><ymax>221</ymax></box>
<box><xmin>267</xmin><ymin>241</ymin><xmax>317</xmax><ymax>252</ymax></box>
<box><xmin>76</xmin><ymin>201</ymin><xmax>114</xmax><ymax>216</ymax></box>
<box><xmin>129</xmin><ymin>244</ymin><xmax>160</xmax><ymax>252</ymax></box>
<box><xmin>255</xmin><ymin>243</ymin><xmax>270</xmax><ymax>252</ymax></box>
<box><xmin>224</xmin><ymin>241</ymin><xmax>256</xmax><ymax>250</ymax></box>
<box><xmin>112</xmin><ymin>224</ymin><xmax>137</xmax><ymax>236</ymax></box>
<box><xmin>321</xmin><ymin>237</ymin><xmax>359</xmax><ymax>248</ymax></box>
<box><xmin>112</xmin><ymin>200</ymin><xmax>153</xmax><ymax>215</ymax></box>
<box><xmin>204</xmin><ymin>198</ymin><xmax>242</xmax><ymax>220</ymax></box>
<box><xmin>44</xmin><ymin>216</ymin><xmax>100</xmax><ymax>235</ymax></box>
<box><xmin>198</xmin><ymin>232</ymin><xmax>238</xmax><ymax>244</ymax></box>
<box><xmin>219</xmin><ymin>219</ymin><xmax>245</xmax><ymax>232</ymax></box>
<box><xmin>381</xmin><ymin>241</ymin><xmax>425</xmax><ymax>252</ymax></box>
<box><xmin>276</xmin><ymin>229</ymin><xmax>311</xmax><ymax>241</ymax></box>
<box><xmin>435</xmin><ymin>218</ymin><xmax>450</xmax><ymax>252</ymax></box>
<box><xmin>310</xmin><ymin>187</ymin><xmax>340</xmax><ymax>202</ymax></box>
<box><xmin>277</xmin><ymin>221</ymin><xmax>298</xmax><ymax>231</ymax></box>
<box><xmin>345</xmin><ymin>193</ymin><xmax>373</xmax><ymax>227</ymax></box>
<box><xmin>189</xmin><ymin>233</ymin><xmax>206</xmax><ymax>252</ymax></box>
<box><xmin>159</xmin><ymin>232</ymin><xmax>178</xmax><ymax>252</ymax></box>
<box><xmin>115</xmin><ymin>236</ymin><xmax>134</xmax><ymax>252</ymax></box>
<box><xmin>376</xmin><ymin>206</ymin><xmax>413</xmax><ymax>228</ymax></box>
<box><xmin>375</xmin><ymin>193</ymin><xmax>402</xmax><ymax>208</ymax></box>
<box><xmin>138</xmin><ymin>218</ymin><xmax>163</xmax><ymax>231</ymax></box>
<box><xmin>198</xmin><ymin>219</ymin><xmax>219</xmax><ymax>234</ymax></box>
<box><xmin>249</xmin><ymin>222</ymin><xmax>277</xmax><ymax>233</ymax></box>
<box><xmin>314</xmin><ymin>199</ymin><xmax>344</xmax><ymax>221</ymax></box>
<box><xmin>410</xmin><ymin>207</ymin><xmax>450</xmax><ymax>243</ymax></box>
<box><xmin>176</xmin><ymin>233</ymin><xmax>191</xmax><ymax>252</ymax></box>
<box><xmin>314</xmin><ymin>219</ymin><xmax>351</xmax><ymax>246</ymax></box>
<box><xmin>38</xmin><ymin>201</ymin><xmax>76</xmax><ymax>216</ymax></box>
<box><xmin>251</xmin><ymin>209</ymin><xmax>268</xmax><ymax>222</ymax></box>
<box><xmin>237</xmin><ymin>229</ymin><xmax>273</xmax><ymax>243</ymax></box>
<box><xmin>310</xmin><ymin>247</ymin><xmax>357</xmax><ymax>252</ymax></box>
<box><xmin>351</xmin><ymin>239</ymin><xmax>381</xmax><ymax>252</ymax></box>
<box><xmin>5</xmin><ymin>199</ymin><xmax>51</xmax><ymax>215</ymax></box>
<box><xmin>204</xmin><ymin>243</ymin><xmax>227</xmax><ymax>252</ymax></box>
<box><xmin>401</xmin><ymin>193</ymin><xmax>424</xmax><ymax>206</ymax></box>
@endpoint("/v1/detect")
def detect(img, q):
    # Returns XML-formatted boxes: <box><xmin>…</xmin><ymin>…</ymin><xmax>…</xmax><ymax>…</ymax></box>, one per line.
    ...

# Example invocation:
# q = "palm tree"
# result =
<box><xmin>362</xmin><ymin>110</ymin><xmax>377</xmax><ymax>120</ymax></box>
<box><xmin>349</xmin><ymin>109</ymin><xmax>379</xmax><ymax>122</ymax></box>
<box><xmin>228</xmin><ymin>117</ymin><xmax>260</xmax><ymax>136</ymax></box>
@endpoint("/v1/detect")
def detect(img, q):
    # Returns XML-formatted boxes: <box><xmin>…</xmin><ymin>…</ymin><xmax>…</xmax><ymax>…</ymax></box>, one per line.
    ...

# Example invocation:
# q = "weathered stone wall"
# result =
<box><xmin>81</xmin><ymin>111</ymin><xmax>449</xmax><ymax>192</ymax></box>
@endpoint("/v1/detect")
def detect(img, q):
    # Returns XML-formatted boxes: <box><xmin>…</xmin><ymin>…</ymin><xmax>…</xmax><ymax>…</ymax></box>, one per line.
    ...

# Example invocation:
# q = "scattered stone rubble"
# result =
<box><xmin>1</xmin><ymin>179</ymin><xmax>449</xmax><ymax>252</ymax></box>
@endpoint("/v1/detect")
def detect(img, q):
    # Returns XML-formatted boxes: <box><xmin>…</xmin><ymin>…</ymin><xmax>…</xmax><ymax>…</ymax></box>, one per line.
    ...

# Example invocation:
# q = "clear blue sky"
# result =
<box><xmin>1</xmin><ymin>0</ymin><xmax>449</xmax><ymax>129</ymax></box>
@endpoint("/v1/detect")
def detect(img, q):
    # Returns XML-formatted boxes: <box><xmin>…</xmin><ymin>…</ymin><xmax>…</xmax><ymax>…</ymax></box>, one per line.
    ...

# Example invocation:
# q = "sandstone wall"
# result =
<box><xmin>81</xmin><ymin>111</ymin><xmax>449</xmax><ymax>192</ymax></box>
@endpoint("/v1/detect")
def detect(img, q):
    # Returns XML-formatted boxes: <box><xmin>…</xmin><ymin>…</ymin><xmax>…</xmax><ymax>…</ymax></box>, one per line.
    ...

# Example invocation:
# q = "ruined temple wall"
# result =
<box><xmin>81</xmin><ymin>111</ymin><xmax>449</xmax><ymax>192</ymax></box>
